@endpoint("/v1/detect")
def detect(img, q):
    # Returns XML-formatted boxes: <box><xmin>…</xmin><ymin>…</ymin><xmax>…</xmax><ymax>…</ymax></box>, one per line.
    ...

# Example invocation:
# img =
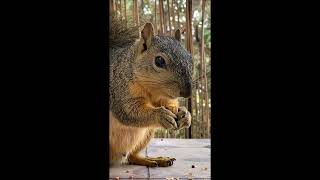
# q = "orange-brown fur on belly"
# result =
<box><xmin>109</xmin><ymin>81</ymin><xmax>179</xmax><ymax>165</ymax></box>
<box><xmin>109</xmin><ymin>111</ymin><xmax>155</xmax><ymax>164</ymax></box>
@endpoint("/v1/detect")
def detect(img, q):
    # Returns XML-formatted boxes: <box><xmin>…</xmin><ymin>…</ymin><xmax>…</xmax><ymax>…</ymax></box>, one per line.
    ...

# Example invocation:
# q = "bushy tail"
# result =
<box><xmin>109</xmin><ymin>14</ymin><xmax>142</xmax><ymax>49</ymax></box>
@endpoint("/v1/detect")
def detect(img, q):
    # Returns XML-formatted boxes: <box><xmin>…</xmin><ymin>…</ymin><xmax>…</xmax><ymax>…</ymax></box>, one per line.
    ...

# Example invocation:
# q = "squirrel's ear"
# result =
<box><xmin>174</xmin><ymin>29</ymin><xmax>181</xmax><ymax>42</ymax></box>
<box><xmin>141</xmin><ymin>22</ymin><xmax>154</xmax><ymax>50</ymax></box>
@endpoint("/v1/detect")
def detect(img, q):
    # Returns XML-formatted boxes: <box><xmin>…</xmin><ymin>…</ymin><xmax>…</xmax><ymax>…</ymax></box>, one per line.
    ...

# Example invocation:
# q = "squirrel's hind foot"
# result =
<box><xmin>128</xmin><ymin>155</ymin><xmax>158</xmax><ymax>167</ymax></box>
<box><xmin>128</xmin><ymin>155</ymin><xmax>176</xmax><ymax>167</ymax></box>
<box><xmin>146</xmin><ymin>156</ymin><xmax>176</xmax><ymax>167</ymax></box>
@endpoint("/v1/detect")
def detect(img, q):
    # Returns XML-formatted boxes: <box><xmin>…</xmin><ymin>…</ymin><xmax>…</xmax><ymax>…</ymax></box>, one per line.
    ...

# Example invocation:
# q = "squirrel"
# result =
<box><xmin>109</xmin><ymin>15</ymin><xmax>193</xmax><ymax>167</ymax></box>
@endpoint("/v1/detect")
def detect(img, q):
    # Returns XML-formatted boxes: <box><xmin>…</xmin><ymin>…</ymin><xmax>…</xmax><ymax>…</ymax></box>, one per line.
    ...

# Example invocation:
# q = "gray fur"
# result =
<box><xmin>109</xmin><ymin>16</ymin><xmax>192</xmax><ymax>127</ymax></box>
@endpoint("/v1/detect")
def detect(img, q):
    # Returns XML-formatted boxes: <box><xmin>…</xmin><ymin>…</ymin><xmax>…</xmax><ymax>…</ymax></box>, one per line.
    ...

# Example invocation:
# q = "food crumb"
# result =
<box><xmin>125</xmin><ymin>170</ymin><xmax>129</xmax><ymax>173</ymax></box>
<box><xmin>191</xmin><ymin>165</ymin><xmax>196</xmax><ymax>168</ymax></box>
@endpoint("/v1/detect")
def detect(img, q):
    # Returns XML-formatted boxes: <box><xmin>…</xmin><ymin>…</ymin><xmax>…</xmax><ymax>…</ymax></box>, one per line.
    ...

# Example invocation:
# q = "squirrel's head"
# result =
<box><xmin>133</xmin><ymin>23</ymin><xmax>193</xmax><ymax>99</ymax></box>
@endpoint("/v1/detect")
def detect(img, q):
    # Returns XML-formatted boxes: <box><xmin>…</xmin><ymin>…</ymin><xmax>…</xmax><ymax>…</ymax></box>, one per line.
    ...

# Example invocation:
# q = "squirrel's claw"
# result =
<box><xmin>159</xmin><ymin>106</ymin><xmax>178</xmax><ymax>130</ymax></box>
<box><xmin>146</xmin><ymin>156</ymin><xmax>176</xmax><ymax>167</ymax></box>
<box><xmin>176</xmin><ymin>106</ymin><xmax>192</xmax><ymax>130</ymax></box>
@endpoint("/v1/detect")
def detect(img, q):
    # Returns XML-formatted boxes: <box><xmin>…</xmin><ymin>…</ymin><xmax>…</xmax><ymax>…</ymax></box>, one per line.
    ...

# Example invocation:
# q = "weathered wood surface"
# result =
<box><xmin>109</xmin><ymin>138</ymin><xmax>211</xmax><ymax>179</ymax></box>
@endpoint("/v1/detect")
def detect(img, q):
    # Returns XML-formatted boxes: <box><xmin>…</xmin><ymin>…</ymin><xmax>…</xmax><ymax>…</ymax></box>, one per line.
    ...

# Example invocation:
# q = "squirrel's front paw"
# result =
<box><xmin>176</xmin><ymin>106</ymin><xmax>191</xmax><ymax>130</ymax></box>
<box><xmin>158</xmin><ymin>106</ymin><xmax>178</xmax><ymax>130</ymax></box>
<box><xmin>165</xmin><ymin>105</ymin><xmax>179</xmax><ymax>114</ymax></box>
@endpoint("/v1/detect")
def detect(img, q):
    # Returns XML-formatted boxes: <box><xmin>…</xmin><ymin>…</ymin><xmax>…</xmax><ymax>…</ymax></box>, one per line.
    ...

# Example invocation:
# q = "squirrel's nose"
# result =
<box><xmin>180</xmin><ymin>81</ymin><xmax>192</xmax><ymax>98</ymax></box>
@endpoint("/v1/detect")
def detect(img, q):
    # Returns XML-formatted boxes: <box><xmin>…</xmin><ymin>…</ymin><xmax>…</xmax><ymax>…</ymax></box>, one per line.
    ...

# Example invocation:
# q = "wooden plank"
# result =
<box><xmin>109</xmin><ymin>164</ymin><xmax>148</xmax><ymax>179</ymax></box>
<box><xmin>109</xmin><ymin>139</ymin><xmax>211</xmax><ymax>179</ymax></box>
<box><xmin>147</xmin><ymin>147</ymin><xmax>210</xmax><ymax>179</ymax></box>
<box><xmin>149</xmin><ymin>138</ymin><xmax>210</xmax><ymax>148</ymax></box>
<box><xmin>109</xmin><ymin>149</ymin><xmax>149</xmax><ymax>179</ymax></box>
<box><xmin>147</xmin><ymin>138</ymin><xmax>211</xmax><ymax>179</ymax></box>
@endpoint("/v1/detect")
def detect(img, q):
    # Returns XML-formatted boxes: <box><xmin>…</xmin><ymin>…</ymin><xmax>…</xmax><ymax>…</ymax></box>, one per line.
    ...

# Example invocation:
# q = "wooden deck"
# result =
<box><xmin>109</xmin><ymin>138</ymin><xmax>211</xmax><ymax>179</ymax></box>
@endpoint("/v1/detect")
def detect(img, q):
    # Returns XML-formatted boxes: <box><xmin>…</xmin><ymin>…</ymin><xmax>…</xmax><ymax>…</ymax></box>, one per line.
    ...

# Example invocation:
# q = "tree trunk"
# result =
<box><xmin>115</xmin><ymin>0</ymin><xmax>118</xmax><ymax>13</ymax></box>
<box><xmin>176</xmin><ymin>1</ymin><xmax>180</xmax><ymax>28</ymax></box>
<box><xmin>159</xmin><ymin>0</ymin><xmax>164</xmax><ymax>35</ymax></box>
<box><xmin>133</xmin><ymin>0</ymin><xmax>135</xmax><ymax>24</ymax></box>
<box><xmin>167</xmin><ymin>0</ymin><xmax>172</xmax><ymax>35</ymax></box>
<box><xmin>119</xmin><ymin>0</ymin><xmax>122</xmax><ymax>16</ymax></box>
<box><xmin>185</xmin><ymin>0</ymin><xmax>193</xmax><ymax>139</ymax></box>
<box><xmin>110</xmin><ymin>0</ymin><xmax>116</xmax><ymax>14</ymax></box>
<box><xmin>199</xmin><ymin>24</ymin><xmax>204</xmax><ymax>138</ymax></box>
<box><xmin>154</xmin><ymin>0</ymin><xmax>157</xmax><ymax>34</ymax></box>
<box><xmin>196</xmin><ymin>21</ymin><xmax>203</xmax><ymax>136</ymax></box>
<box><xmin>140</xmin><ymin>0</ymin><xmax>144</xmax><ymax>19</ymax></box>
<box><xmin>133</xmin><ymin>0</ymin><xmax>139</xmax><ymax>25</ymax></box>
<box><xmin>162</xmin><ymin>0</ymin><xmax>166</xmax><ymax>34</ymax></box>
<box><xmin>171</xmin><ymin>0</ymin><xmax>175</xmax><ymax>30</ymax></box>
<box><xmin>124</xmin><ymin>0</ymin><xmax>127</xmax><ymax>26</ymax></box>
<box><xmin>136</xmin><ymin>0</ymin><xmax>140</xmax><ymax>25</ymax></box>
<box><xmin>200</xmin><ymin>0</ymin><xmax>209</xmax><ymax>138</ymax></box>
<box><xmin>162</xmin><ymin>0</ymin><xmax>167</xmax><ymax>34</ymax></box>
<box><xmin>185</xmin><ymin>0</ymin><xmax>193</xmax><ymax>55</ymax></box>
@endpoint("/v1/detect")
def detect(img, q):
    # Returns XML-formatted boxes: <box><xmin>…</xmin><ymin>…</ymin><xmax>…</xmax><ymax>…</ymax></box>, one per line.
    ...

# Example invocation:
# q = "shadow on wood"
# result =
<box><xmin>109</xmin><ymin>138</ymin><xmax>211</xmax><ymax>179</ymax></box>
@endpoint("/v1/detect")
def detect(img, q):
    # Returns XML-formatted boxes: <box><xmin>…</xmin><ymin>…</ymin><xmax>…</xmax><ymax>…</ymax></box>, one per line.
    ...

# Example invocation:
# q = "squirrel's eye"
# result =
<box><xmin>155</xmin><ymin>56</ymin><xmax>166</xmax><ymax>68</ymax></box>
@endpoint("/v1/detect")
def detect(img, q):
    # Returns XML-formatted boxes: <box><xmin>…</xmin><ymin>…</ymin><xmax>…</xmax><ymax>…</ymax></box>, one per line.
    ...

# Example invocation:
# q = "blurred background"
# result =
<box><xmin>110</xmin><ymin>0</ymin><xmax>211</xmax><ymax>139</ymax></box>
